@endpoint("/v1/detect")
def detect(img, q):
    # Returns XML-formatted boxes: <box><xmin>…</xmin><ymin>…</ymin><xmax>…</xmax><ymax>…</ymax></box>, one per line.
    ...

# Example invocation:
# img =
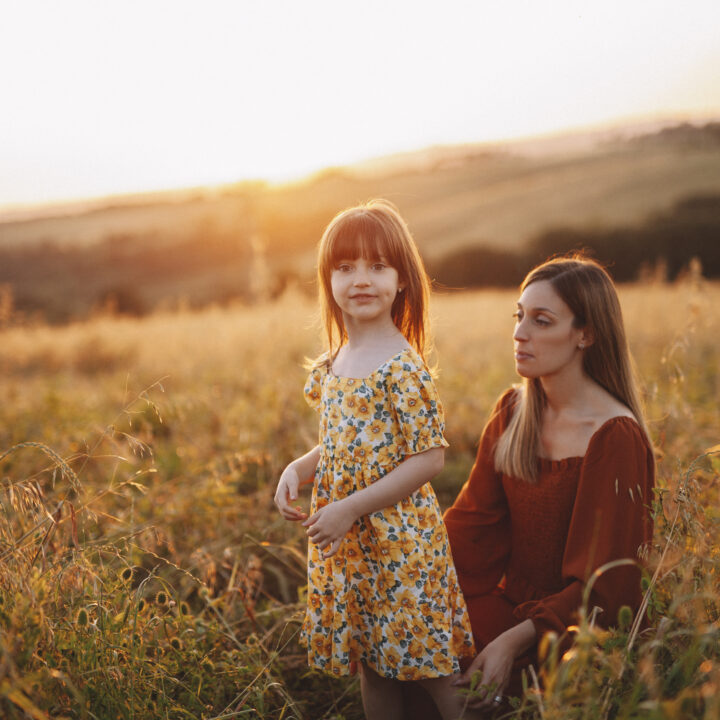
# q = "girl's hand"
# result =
<box><xmin>274</xmin><ymin>464</ymin><xmax>308</xmax><ymax>521</ymax></box>
<box><xmin>302</xmin><ymin>499</ymin><xmax>356</xmax><ymax>558</ymax></box>
<box><xmin>452</xmin><ymin>635</ymin><xmax>514</xmax><ymax>710</ymax></box>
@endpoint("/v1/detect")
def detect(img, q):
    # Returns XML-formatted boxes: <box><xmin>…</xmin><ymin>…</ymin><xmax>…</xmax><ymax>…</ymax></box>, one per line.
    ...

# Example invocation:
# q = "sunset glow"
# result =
<box><xmin>1</xmin><ymin>0</ymin><xmax>719</xmax><ymax>209</ymax></box>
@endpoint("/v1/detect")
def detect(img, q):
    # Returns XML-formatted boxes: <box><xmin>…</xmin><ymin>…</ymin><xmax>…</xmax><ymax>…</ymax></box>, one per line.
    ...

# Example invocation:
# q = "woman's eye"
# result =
<box><xmin>535</xmin><ymin>316</ymin><xmax>551</xmax><ymax>326</ymax></box>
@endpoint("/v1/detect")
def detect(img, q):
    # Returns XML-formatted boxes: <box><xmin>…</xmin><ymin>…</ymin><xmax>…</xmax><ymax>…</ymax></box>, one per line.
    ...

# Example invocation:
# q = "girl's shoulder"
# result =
<box><xmin>380</xmin><ymin>346</ymin><xmax>434</xmax><ymax>383</ymax></box>
<box><xmin>306</xmin><ymin>352</ymin><xmax>332</xmax><ymax>375</ymax></box>
<box><xmin>384</xmin><ymin>345</ymin><xmax>424</xmax><ymax>371</ymax></box>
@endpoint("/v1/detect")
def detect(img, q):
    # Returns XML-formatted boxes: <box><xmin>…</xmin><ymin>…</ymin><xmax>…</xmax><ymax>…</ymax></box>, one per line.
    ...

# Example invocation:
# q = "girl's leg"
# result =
<box><xmin>360</xmin><ymin>663</ymin><xmax>403</xmax><ymax>720</ymax></box>
<box><xmin>400</xmin><ymin>681</ymin><xmax>442</xmax><ymax>720</ymax></box>
<box><xmin>418</xmin><ymin>675</ymin><xmax>484</xmax><ymax>720</ymax></box>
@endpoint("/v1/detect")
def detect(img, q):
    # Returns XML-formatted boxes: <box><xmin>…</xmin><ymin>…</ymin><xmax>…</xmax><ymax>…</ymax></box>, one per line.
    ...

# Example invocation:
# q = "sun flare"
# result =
<box><xmin>1</xmin><ymin>0</ymin><xmax>719</xmax><ymax>208</ymax></box>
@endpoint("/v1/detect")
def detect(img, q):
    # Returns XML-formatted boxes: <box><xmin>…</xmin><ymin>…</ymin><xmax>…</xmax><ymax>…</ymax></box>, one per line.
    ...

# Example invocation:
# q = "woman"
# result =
<box><xmin>409</xmin><ymin>255</ymin><xmax>655</xmax><ymax>715</ymax></box>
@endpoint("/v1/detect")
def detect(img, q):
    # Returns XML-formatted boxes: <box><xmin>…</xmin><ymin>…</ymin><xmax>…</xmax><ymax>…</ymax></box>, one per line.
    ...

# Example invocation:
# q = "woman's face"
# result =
<box><xmin>513</xmin><ymin>279</ymin><xmax>587</xmax><ymax>379</ymax></box>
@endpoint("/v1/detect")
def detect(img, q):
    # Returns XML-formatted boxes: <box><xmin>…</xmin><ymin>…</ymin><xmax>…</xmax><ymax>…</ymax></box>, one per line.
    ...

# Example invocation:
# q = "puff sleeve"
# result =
<box><xmin>513</xmin><ymin>418</ymin><xmax>655</xmax><ymax>638</ymax></box>
<box><xmin>443</xmin><ymin>390</ymin><xmax>516</xmax><ymax>600</ymax></box>
<box><xmin>303</xmin><ymin>365</ymin><xmax>325</xmax><ymax>413</ymax></box>
<box><xmin>386</xmin><ymin>357</ymin><xmax>449</xmax><ymax>456</ymax></box>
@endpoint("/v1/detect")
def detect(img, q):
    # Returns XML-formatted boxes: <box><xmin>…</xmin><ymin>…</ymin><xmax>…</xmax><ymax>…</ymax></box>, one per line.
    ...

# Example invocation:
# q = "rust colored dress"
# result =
<box><xmin>443</xmin><ymin>388</ymin><xmax>655</xmax><ymax>695</ymax></box>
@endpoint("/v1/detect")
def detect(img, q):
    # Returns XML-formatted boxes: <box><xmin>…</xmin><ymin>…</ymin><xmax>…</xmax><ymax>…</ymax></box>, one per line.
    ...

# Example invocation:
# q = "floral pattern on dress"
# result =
<box><xmin>301</xmin><ymin>346</ymin><xmax>475</xmax><ymax>679</ymax></box>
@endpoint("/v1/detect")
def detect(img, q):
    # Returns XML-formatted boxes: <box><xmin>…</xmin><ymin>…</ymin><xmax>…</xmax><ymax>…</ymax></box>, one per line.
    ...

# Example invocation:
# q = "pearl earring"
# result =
<box><xmin>578</xmin><ymin>343</ymin><xmax>585</xmax><ymax>350</ymax></box>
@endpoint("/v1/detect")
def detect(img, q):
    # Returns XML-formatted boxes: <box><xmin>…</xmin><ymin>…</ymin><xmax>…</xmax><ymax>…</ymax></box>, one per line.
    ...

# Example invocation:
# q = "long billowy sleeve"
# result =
<box><xmin>443</xmin><ymin>390</ymin><xmax>516</xmax><ymax>600</ymax></box>
<box><xmin>513</xmin><ymin>418</ymin><xmax>655</xmax><ymax>639</ymax></box>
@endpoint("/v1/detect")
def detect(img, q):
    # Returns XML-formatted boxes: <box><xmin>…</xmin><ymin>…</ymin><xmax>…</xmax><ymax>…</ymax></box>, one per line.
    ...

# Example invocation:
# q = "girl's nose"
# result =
<box><xmin>353</xmin><ymin>270</ymin><xmax>370</xmax><ymax>285</ymax></box>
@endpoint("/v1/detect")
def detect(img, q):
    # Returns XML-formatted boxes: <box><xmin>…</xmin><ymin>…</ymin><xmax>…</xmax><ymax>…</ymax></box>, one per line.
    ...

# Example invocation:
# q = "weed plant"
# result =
<box><xmin>0</xmin><ymin>281</ymin><xmax>718</xmax><ymax>718</ymax></box>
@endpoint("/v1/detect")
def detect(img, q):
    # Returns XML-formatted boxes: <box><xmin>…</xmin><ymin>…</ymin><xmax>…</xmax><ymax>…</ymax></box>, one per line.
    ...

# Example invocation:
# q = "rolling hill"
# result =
<box><xmin>1</xmin><ymin>121</ymin><xmax>719</xmax><ymax>321</ymax></box>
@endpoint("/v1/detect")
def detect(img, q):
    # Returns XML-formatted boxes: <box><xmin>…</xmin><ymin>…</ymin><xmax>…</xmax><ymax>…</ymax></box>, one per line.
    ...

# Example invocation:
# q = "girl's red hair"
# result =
<box><xmin>317</xmin><ymin>199</ymin><xmax>431</xmax><ymax>359</ymax></box>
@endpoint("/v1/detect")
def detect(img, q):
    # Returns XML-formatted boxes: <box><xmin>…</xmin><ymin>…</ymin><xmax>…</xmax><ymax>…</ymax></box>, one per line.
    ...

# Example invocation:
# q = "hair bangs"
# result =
<box><xmin>322</xmin><ymin>211</ymin><xmax>399</xmax><ymax>272</ymax></box>
<box><xmin>316</xmin><ymin>199</ymin><xmax>432</xmax><ymax>360</ymax></box>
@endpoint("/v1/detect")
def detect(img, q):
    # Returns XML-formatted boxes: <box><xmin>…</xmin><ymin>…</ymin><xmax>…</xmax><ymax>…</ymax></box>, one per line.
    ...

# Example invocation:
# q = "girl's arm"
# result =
<box><xmin>303</xmin><ymin>447</ymin><xmax>444</xmax><ymax>557</ymax></box>
<box><xmin>274</xmin><ymin>445</ymin><xmax>321</xmax><ymax>521</ymax></box>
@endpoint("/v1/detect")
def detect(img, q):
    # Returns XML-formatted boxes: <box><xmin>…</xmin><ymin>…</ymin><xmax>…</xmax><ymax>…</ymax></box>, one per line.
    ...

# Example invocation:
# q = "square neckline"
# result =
<box><xmin>327</xmin><ymin>345</ymin><xmax>413</xmax><ymax>381</ymax></box>
<box><xmin>537</xmin><ymin>415</ymin><xmax>642</xmax><ymax>470</ymax></box>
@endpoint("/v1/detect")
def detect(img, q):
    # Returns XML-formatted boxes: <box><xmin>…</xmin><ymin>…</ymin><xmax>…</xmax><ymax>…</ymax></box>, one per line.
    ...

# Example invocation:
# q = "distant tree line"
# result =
<box><xmin>0</xmin><ymin>232</ymin><xmax>254</xmax><ymax>323</ymax></box>
<box><xmin>1</xmin><ymin>193</ymin><xmax>718</xmax><ymax>324</ymax></box>
<box><xmin>429</xmin><ymin>194</ymin><xmax>720</xmax><ymax>288</ymax></box>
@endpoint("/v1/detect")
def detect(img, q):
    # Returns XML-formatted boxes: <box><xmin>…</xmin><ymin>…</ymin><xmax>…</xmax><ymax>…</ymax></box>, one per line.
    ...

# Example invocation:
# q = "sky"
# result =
<box><xmin>1</xmin><ymin>0</ymin><xmax>719</xmax><ymax>209</ymax></box>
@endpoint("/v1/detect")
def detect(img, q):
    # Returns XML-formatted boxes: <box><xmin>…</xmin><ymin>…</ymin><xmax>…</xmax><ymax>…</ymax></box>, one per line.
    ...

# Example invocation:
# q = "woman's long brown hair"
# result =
<box><xmin>494</xmin><ymin>255</ymin><xmax>651</xmax><ymax>482</ymax></box>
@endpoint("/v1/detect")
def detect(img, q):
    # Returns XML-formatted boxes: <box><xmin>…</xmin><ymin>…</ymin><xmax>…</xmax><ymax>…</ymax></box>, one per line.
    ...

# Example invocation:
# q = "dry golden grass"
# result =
<box><xmin>0</xmin><ymin>280</ymin><xmax>718</xmax><ymax>718</ymax></box>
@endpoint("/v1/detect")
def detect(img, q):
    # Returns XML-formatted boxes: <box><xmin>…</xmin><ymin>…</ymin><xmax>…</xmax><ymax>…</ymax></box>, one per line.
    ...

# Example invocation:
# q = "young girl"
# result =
<box><xmin>275</xmin><ymin>200</ymin><xmax>477</xmax><ymax>719</ymax></box>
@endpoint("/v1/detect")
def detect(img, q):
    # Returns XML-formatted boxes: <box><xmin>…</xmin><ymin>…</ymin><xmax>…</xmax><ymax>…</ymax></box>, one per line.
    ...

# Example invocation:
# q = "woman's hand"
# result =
<box><xmin>302</xmin><ymin>499</ymin><xmax>356</xmax><ymax>558</ymax></box>
<box><xmin>274</xmin><ymin>464</ymin><xmax>308</xmax><ymax>521</ymax></box>
<box><xmin>452</xmin><ymin>619</ymin><xmax>536</xmax><ymax>710</ymax></box>
<box><xmin>453</xmin><ymin>637</ymin><xmax>513</xmax><ymax>709</ymax></box>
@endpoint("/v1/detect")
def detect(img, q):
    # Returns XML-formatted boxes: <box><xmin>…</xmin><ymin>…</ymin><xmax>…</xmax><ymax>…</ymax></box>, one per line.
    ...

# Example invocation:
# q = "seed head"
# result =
<box><xmin>617</xmin><ymin>605</ymin><xmax>633</xmax><ymax>631</ymax></box>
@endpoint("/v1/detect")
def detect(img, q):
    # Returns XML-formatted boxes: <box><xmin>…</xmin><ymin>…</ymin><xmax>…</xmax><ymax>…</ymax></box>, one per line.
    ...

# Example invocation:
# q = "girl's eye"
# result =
<box><xmin>371</xmin><ymin>263</ymin><xmax>386</xmax><ymax>271</ymax></box>
<box><xmin>336</xmin><ymin>264</ymin><xmax>352</xmax><ymax>272</ymax></box>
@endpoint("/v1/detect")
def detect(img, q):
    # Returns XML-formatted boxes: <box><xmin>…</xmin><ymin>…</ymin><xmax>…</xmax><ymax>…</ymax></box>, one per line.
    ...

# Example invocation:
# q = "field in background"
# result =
<box><xmin>5</xmin><ymin>144</ymin><xmax>720</xmax><ymax>259</ymax></box>
<box><xmin>2</xmin><ymin>122</ymin><xmax>720</xmax><ymax>322</ymax></box>
<box><xmin>0</xmin><ymin>280</ymin><xmax>718</xmax><ymax>717</ymax></box>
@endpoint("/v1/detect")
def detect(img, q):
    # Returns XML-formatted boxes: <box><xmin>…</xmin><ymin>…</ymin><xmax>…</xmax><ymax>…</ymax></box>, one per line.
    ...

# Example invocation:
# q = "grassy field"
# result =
<box><xmin>0</xmin><ymin>280</ymin><xmax>718</xmax><ymax>718</ymax></box>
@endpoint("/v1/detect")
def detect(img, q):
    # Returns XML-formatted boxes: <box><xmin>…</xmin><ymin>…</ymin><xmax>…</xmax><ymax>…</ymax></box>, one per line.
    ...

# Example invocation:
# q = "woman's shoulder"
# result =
<box><xmin>586</xmin><ymin>414</ymin><xmax>653</xmax><ymax>461</ymax></box>
<box><xmin>493</xmin><ymin>386</ymin><xmax>521</xmax><ymax>420</ymax></box>
<box><xmin>478</xmin><ymin>386</ymin><xmax>521</xmax><ymax>437</ymax></box>
<box><xmin>497</xmin><ymin>386</ymin><xmax>520</xmax><ymax>408</ymax></box>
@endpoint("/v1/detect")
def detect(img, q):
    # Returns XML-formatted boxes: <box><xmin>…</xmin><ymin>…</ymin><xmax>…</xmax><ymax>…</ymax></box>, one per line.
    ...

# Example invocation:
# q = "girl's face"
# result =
<box><xmin>513</xmin><ymin>280</ymin><xmax>587</xmax><ymax>379</ymax></box>
<box><xmin>330</xmin><ymin>255</ymin><xmax>402</xmax><ymax>326</ymax></box>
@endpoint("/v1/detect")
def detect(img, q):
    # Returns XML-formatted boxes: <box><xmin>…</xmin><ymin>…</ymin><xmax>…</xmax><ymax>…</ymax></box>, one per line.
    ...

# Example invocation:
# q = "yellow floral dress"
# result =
<box><xmin>302</xmin><ymin>346</ymin><xmax>475</xmax><ymax>680</ymax></box>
